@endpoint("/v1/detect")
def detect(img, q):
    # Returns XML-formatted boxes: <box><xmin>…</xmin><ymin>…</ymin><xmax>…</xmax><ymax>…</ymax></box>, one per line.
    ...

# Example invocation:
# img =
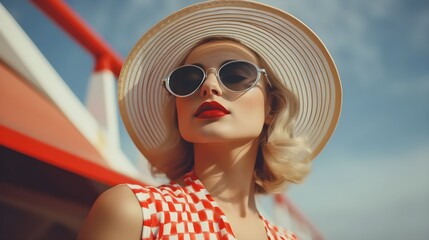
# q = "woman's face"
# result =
<box><xmin>175</xmin><ymin>40</ymin><xmax>271</xmax><ymax>144</ymax></box>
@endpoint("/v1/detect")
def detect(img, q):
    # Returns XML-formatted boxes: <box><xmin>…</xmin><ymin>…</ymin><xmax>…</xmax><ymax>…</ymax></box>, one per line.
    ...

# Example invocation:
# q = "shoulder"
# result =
<box><xmin>93</xmin><ymin>184</ymin><xmax>141</xmax><ymax>219</ymax></box>
<box><xmin>77</xmin><ymin>184</ymin><xmax>143</xmax><ymax>240</ymax></box>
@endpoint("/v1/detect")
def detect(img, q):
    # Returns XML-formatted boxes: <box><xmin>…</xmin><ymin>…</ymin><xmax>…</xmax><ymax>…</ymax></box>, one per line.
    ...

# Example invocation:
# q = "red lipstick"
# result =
<box><xmin>194</xmin><ymin>101</ymin><xmax>230</xmax><ymax>119</ymax></box>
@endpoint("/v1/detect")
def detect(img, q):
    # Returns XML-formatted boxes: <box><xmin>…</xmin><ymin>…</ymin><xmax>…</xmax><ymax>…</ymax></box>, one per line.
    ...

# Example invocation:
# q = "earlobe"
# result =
<box><xmin>264</xmin><ymin>100</ymin><xmax>274</xmax><ymax>124</ymax></box>
<box><xmin>264</xmin><ymin>111</ymin><xmax>274</xmax><ymax>125</ymax></box>
<box><xmin>264</xmin><ymin>93</ymin><xmax>274</xmax><ymax>125</ymax></box>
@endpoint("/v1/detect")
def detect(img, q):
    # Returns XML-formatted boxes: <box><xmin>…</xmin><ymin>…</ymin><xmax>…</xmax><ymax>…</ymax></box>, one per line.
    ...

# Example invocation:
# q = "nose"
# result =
<box><xmin>200</xmin><ymin>68</ymin><xmax>222</xmax><ymax>97</ymax></box>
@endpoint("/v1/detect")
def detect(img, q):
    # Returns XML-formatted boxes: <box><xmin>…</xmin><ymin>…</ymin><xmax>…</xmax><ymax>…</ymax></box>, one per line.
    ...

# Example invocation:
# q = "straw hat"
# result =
<box><xmin>118</xmin><ymin>0</ymin><xmax>342</xmax><ymax>164</ymax></box>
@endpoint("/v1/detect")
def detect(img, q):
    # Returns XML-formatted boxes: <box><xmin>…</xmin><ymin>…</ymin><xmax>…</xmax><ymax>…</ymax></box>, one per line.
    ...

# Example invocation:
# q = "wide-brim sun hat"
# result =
<box><xmin>118</xmin><ymin>0</ymin><xmax>342</xmax><ymax>164</ymax></box>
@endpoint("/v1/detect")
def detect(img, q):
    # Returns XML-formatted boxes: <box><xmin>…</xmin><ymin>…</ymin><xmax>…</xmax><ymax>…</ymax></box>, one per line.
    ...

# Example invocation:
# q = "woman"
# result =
<box><xmin>78</xmin><ymin>1</ymin><xmax>342</xmax><ymax>239</ymax></box>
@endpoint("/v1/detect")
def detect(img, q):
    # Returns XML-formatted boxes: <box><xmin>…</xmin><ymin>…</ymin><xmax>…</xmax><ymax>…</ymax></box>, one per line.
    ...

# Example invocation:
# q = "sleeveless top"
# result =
<box><xmin>127</xmin><ymin>170</ymin><xmax>297</xmax><ymax>240</ymax></box>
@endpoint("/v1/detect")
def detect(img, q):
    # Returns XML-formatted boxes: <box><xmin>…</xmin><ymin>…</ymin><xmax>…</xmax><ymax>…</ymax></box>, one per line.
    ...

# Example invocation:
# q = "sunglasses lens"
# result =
<box><xmin>169</xmin><ymin>66</ymin><xmax>204</xmax><ymax>96</ymax></box>
<box><xmin>219</xmin><ymin>61</ymin><xmax>258</xmax><ymax>91</ymax></box>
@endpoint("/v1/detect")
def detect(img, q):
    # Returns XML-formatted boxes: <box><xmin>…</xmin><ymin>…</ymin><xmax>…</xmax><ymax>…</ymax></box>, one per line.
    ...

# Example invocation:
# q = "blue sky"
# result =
<box><xmin>3</xmin><ymin>0</ymin><xmax>429</xmax><ymax>239</ymax></box>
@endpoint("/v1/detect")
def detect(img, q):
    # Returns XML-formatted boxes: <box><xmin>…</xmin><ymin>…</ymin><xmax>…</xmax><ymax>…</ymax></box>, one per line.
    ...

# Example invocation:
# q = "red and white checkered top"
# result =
<box><xmin>127</xmin><ymin>170</ymin><xmax>297</xmax><ymax>240</ymax></box>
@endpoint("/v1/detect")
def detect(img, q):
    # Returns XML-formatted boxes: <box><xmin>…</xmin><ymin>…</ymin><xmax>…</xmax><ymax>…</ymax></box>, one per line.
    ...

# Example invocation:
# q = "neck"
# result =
<box><xmin>193</xmin><ymin>139</ymin><xmax>260</xmax><ymax>216</ymax></box>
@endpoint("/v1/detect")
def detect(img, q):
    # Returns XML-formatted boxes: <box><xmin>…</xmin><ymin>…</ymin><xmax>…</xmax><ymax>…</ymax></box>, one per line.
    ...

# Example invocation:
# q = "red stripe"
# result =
<box><xmin>0</xmin><ymin>125</ymin><xmax>145</xmax><ymax>186</ymax></box>
<box><xmin>275</xmin><ymin>194</ymin><xmax>324</xmax><ymax>240</ymax></box>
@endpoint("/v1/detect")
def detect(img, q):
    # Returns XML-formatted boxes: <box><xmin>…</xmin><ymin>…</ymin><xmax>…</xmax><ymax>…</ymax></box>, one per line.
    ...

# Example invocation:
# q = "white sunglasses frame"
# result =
<box><xmin>162</xmin><ymin>60</ymin><xmax>271</xmax><ymax>97</ymax></box>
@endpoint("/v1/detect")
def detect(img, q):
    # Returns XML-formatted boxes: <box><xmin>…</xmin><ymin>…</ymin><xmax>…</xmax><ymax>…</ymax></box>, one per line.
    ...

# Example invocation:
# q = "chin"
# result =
<box><xmin>181</xmin><ymin>132</ymin><xmax>261</xmax><ymax>144</ymax></box>
<box><xmin>179</xmin><ymin>123</ymin><xmax>264</xmax><ymax>144</ymax></box>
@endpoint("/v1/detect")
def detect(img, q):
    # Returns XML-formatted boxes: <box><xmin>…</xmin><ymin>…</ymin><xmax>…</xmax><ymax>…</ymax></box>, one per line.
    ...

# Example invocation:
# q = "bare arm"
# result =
<box><xmin>77</xmin><ymin>184</ymin><xmax>142</xmax><ymax>240</ymax></box>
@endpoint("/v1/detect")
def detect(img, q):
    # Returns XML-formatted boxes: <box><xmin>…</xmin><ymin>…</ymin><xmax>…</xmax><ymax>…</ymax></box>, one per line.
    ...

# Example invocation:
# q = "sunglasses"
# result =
<box><xmin>163</xmin><ymin>60</ymin><xmax>270</xmax><ymax>97</ymax></box>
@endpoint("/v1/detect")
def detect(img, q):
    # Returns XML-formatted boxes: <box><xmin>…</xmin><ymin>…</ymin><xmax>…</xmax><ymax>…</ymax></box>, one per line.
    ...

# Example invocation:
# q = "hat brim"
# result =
<box><xmin>118</xmin><ymin>0</ymin><xmax>342</xmax><ymax>163</ymax></box>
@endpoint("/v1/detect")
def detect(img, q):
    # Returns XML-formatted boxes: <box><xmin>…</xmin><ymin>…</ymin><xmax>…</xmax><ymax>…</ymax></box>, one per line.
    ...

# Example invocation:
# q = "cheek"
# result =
<box><xmin>175</xmin><ymin>99</ymin><xmax>185</xmax><ymax>125</ymax></box>
<box><xmin>175</xmin><ymin>98</ymin><xmax>193</xmax><ymax>138</ymax></box>
<box><xmin>175</xmin><ymin>98</ymin><xmax>191</xmax><ymax>116</ymax></box>
<box><xmin>236</xmin><ymin>91</ymin><xmax>268</xmax><ymax>127</ymax></box>
<box><xmin>248</xmin><ymin>90</ymin><xmax>269</xmax><ymax>114</ymax></box>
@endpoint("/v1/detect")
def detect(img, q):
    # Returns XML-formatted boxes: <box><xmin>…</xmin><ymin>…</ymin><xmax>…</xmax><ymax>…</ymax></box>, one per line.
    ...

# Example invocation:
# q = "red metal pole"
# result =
<box><xmin>275</xmin><ymin>194</ymin><xmax>325</xmax><ymax>240</ymax></box>
<box><xmin>30</xmin><ymin>0</ymin><xmax>123</xmax><ymax>77</ymax></box>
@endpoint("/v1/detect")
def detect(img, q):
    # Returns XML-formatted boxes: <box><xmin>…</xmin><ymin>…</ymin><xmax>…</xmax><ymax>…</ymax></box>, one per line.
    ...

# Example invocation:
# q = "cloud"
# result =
<box><xmin>386</xmin><ymin>74</ymin><xmax>429</xmax><ymax>97</ymax></box>
<box><xmin>262</xmin><ymin>0</ymin><xmax>390</xmax><ymax>87</ymax></box>
<box><xmin>288</xmin><ymin>142</ymin><xmax>429</xmax><ymax>240</ymax></box>
<box><xmin>410</xmin><ymin>8</ymin><xmax>429</xmax><ymax>52</ymax></box>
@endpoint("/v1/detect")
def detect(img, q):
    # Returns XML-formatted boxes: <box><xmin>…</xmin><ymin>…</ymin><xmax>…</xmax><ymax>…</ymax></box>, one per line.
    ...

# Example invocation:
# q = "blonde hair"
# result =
<box><xmin>151</xmin><ymin>37</ymin><xmax>311</xmax><ymax>193</ymax></box>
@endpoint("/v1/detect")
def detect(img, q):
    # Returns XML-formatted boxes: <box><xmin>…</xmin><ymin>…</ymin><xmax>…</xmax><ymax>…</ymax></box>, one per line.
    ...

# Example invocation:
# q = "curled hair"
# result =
<box><xmin>151</xmin><ymin>37</ymin><xmax>311</xmax><ymax>193</ymax></box>
<box><xmin>255</xmin><ymin>56</ymin><xmax>311</xmax><ymax>193</ymax></box>
<box><xmin>149</xmin><ymin>97</ymin><xmax>194</xmax><ymax>180</ymax></box>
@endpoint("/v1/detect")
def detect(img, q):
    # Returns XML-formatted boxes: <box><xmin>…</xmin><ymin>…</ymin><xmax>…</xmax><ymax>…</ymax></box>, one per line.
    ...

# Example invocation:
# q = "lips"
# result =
<box><xmin>194</xmin><ymin>101</ymin><xmax>230</xmax><ymax>119</ymax></box>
